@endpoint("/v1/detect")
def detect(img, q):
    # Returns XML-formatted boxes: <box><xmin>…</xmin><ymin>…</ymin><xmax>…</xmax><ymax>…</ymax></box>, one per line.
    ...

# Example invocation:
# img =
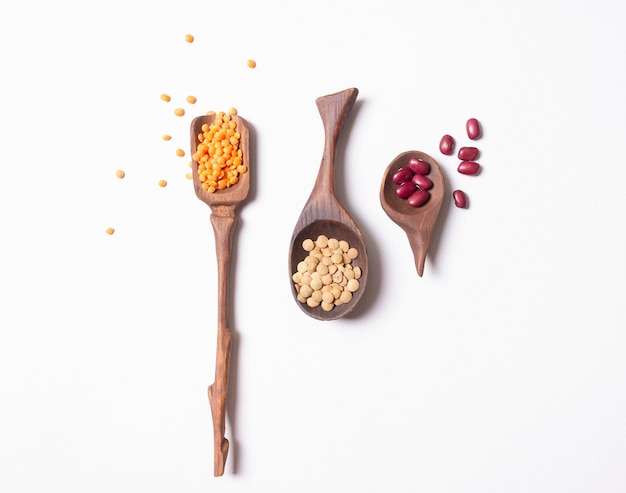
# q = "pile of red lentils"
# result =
<box><xmin>106</xmin><ymin>32</ymin><xmax>256</xmax><ymax>235</ymax></box>
<box><xmin>192</xmin><ymin>109</ymin><xmax>248</xmax><ymax>193</ymax></box>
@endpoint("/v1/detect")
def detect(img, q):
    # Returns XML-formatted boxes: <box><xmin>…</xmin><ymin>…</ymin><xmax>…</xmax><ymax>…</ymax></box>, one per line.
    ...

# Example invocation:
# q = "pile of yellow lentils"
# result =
<box><xmin>193</xmin><ymin>109</ymin><xmax>248</xmax><ymax>193</ymax></box>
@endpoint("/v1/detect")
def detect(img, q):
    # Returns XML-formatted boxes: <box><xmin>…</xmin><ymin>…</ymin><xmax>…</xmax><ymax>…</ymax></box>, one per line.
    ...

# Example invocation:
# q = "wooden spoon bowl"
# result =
<box><xmin>288</xmin><ymin>88</ymin><xmax>368</xmax><ymax>321</ymax></box>
<box><xmin>289</xmin><ymin>218</ymin><xmax>368</xmax><ymax>320</ymax></box>
<box><xmin>380</xmin><ymin>150</ymin><xmax>445</xmax><ymax>276</ymax></box>
<box><xmin>189</xmin><ymin>112</ymin><xmax>250</xmax><ymax>477</ymax></box>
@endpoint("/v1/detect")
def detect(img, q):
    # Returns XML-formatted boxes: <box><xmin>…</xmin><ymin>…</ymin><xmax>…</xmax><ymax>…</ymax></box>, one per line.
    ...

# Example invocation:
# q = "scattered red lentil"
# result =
<box><xmin>106</xmin><ymin>227</ymin><xmax>115</xmax><ymax>235</ymax></box>
<box><xmin>176</xmin><ymin>148</ymin><xmax>185</xmax><ymax>157</ymax></box>
<box><xmin>158</xmin><ymin>180</ymin><xmax>167</xmax><ymax>187</ymax></box>
<box><xmin>185</xmin><ymin>34</ymin><xmax>194</xmax><ymax>43</ymax></box>
<box><xmin>174</xmin><ymin>108</ymin><xmax>185</xmax><ymax>117</ymax></box>
<box><xmin>162</xmin><ymin>134</ymin><xmax>172</xmax><ymax>141</ymax></box>
<box><xmin>186</xmin><ymin>95</ymin><xmax>197</xmax><ymax>104</ymax></box>
<box><xmin>246</xmin><ymin>59</ymin><xmax>256</xmax><ymax>68</ymax></box>
<box><xmin>160</xmin><ymin>93</ymin><xmax>171</xmax><ymax>102</ymax></box>
<box><xmin>115</xmin><ymin>170</ymin><xmax>125</xmax><ymax>179</ymax></box>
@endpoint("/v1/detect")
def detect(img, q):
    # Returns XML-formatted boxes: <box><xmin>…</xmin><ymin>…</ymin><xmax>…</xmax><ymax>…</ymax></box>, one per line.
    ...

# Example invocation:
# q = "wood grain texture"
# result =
<box><xmin>380</xmin><ymin>150</ymin><xmax>445</xmax><ymax>276</ymax></box>
<box><xmin>190</xmin><ymin>113</ymin><xmax>250</xmax><ymax>476</ymax></box>
<box><xmin>288</xmin><ymin>88</ymin><xmax>369</xmax><ymax>320</ymax></box>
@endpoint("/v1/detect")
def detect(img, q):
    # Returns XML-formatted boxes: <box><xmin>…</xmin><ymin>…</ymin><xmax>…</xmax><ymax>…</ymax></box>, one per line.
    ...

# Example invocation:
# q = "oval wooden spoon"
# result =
<box><xmin>189</xmin><ymin>113</ymin><xmax>250</xmax><ymax>477</ymax></box>
<box><xmin>288</xmin><ymin>88</ymin><xmax>368</xmax><ymax>321</ymax></box>
<box><xmin>379</xmin><ymin>150</ymin><xmax>445</xmax><ymax>276</ymax></box>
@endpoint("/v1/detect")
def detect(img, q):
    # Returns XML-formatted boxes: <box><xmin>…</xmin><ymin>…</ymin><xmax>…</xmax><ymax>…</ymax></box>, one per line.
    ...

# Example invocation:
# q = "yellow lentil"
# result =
<box><xmin>115</xmin><ymin>170</ymin><xmax>125</xmax><ymax>179</ymax></box>
<box><xmin>316</xmin><ymin>235</ymin><xmax>329</xmax><ymax>248</ymax></box>
<box><xmin>185</xmin><ymin>172</ymin><xmax>192</xmax><ymax>180</ymax></box>
<box><xmin>347</xmin><ymin>279</ymin><xmax>360</xmax><ymax>292</ymax></box>
<box><xmin>176</xmin><ymin>148</ymin><xmax>185</xmax><ymax>157</ymax></box>
<box><xmin>186</xmin><ymin>95</ymin><xmax>197</xmax><ymax>104</ymax></box>
<box><xmin>174</xmin><ymin>108</ymin><xmax>185</xmax><ymax>117</ymax></box>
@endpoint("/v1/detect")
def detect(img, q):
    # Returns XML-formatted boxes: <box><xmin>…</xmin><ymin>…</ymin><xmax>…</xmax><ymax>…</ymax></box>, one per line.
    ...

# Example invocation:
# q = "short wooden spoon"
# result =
<box><xmin>380</xmin><ymin>150</ymin><xmax>445</xmax><ymax>276</ymax></box>
<box><xmin>190</xmin><ymin>113</ymin><xmax>251</xmax><ymax>476</ymax></box>
<box><xmin>288</xmin><ymin>88</ymin><xmax>368</xmax><ymax>320</ymax></box>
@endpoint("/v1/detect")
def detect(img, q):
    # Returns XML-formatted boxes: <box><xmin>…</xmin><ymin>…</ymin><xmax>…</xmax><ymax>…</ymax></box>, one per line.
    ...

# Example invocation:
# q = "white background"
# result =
<box><xmin>2</xmin><ymin>0</ymin><xmax>626</xmax><ymax>491</ymax></box>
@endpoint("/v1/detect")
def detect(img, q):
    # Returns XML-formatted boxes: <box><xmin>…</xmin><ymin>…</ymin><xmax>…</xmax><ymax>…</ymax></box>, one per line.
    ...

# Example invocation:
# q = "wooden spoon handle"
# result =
<box><xmin>313</xmin><ymin>88</ymin><xmax>359</xmax><ymax>194</ymax></box>
<box><xmin>207</xmin><ymin>204</ymin><xmax>237</xmax><ymax>476</ymax></box>
<box><xmin>406</xmin><ymin>230</ymin><xmax>431</xmax><ymax>277</ymax></box>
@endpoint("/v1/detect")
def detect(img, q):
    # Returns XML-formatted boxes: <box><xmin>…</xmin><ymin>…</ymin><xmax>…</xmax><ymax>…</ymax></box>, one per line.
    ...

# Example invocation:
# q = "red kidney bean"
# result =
<box><xmin>411</xmin><ymin>173</ymin><xmax>433</xmax><ymax>190</ymax></box>
<box><xmin>439</xmin><ymin>134</ymin><xmax>455</xmax><ymax>155</ymax></box>
<box><xmin>396</xmin><ymin>181</ymin><xmax>416</xmax><ymax>199</ymax></box>
<box><xmin>453</xmin><ymin>190</ymin><xmax>467</xmax><ymax>208</ymax></box>
<box><xmin>457</xmin><ymin>146</ymin><xmax>479</xmax><ymax>160</ymax></box>
<box><xmin>407</xmin><ymin>189</ymin><xmax>430</xmax><ymax>207</ymax></box>
<box><xmin>458</xmin><ymin>160</ymin><xmax>480</xmax><ymax>175</ymax></box>
<box><xmin>466</xmin><ymin>118</ymin><xmax>481</xmax><ymax>140</ymax></box>
<box><xmin>392</xmin><ymin>166</ymin><xmax>413</xmax><ymax>184</ymax></box>
<box><xmin>408</xmin><ymin>157</ymin><xmax>430</xmax><ymax>175</ymax></box>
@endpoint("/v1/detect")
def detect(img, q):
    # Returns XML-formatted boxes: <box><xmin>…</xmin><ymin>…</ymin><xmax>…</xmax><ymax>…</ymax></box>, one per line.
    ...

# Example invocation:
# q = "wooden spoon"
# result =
<box><xmin>189</xmin><ymin>113</ymin><xmax>251</xmax><ymax>476</ymax></box>
<box><xmin>288</xmin><ymin>88</ymin><xmax>368</xmax><ymax>320</ymax></box>
<box><xmin>379</xmin><ymin>150</ymin><xmax>445</xmax><ymax>276</ymax></box>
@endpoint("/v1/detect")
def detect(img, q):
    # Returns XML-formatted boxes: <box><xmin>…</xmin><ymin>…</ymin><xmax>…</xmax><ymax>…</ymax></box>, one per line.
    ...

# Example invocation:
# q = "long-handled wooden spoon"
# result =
<box><xmin>380</xmin><ymin>150</ymin><xmax>444</xmax><ymax>276</ymax></box>
<box><xmin>288</xmin><ymin>88</ymin><xmax>368</xmax><ymax>320</ymax></box>
<box><xmin>190</xmin><ymin>113</ymin><xmax>251</xmax><ymax>476</ymax></box>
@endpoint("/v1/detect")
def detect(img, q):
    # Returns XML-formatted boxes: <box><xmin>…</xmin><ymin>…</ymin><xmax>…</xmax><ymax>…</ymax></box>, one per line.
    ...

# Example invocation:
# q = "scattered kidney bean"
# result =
<box><xmin>408</xmin><ymin>189</ymin><xmax>430</xmax><ymax>207</ymax></box>
<box><xmin>457</xmin><ymin>146</ymin><xmax>479</xmax><ymax>160</ymax></box>
<box><xmin>396</xmin><ymin>181</ymin><xmax>417</xmax><ymax>199</ymax></box>
<box><xmin>411</xmin><ymin>174</ymin><xmax>433</xmax><ymax>190</ymax></box>
<box><xmin>392</xmin><ymin>167</ymin><xmax>413</xmax><ymax>184</ymax></box>
<box><xmin>408</xmin><ymin>157</ymin><xmax>430</xmax><ymax>175</ymax></box>
<box><xmin>466</xmin><ymin>118</ymin><xmax>481</xmax><ymax>140</ymax></box>
<box><xmin>453</xmin><ymin>190</ymin><xmax>467</xmax><ymax>208</ymax></box>
<box><xmin>439</xmin><ymin>134</ymin><xmax>455</xmax><ymax>155</ymax></box>
<box><xmin>458</xmin><ymin>161</ymin><xmax>480</xmax><ymax>175</ymax></box>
